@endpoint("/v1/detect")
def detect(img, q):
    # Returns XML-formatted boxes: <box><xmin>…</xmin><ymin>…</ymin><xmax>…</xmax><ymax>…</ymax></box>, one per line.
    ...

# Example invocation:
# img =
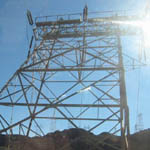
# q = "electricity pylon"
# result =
<box><xmin>135</xmin><ymin>113</ymin><xmax>144</xmax><ymax>132</ymax></box>
<box><xmin>0</xmin><ymin>9</ymin><xmax>144</xmax><ymax>150</ymax></box>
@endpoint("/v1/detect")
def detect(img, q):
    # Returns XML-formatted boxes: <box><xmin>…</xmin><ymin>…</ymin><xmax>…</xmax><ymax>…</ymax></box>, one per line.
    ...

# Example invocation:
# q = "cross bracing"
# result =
<box><xmin>0</xmin><ymin>11</ymin><xmax>144</xmax><ymax>150</ymax></box>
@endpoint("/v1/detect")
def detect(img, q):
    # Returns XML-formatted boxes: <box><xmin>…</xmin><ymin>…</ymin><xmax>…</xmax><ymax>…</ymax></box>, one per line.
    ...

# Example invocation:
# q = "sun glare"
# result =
<box><xmin>79</xmin><ymin>86</ymin><xmax>91</xmax><ymax>93</ymax></box>
<box><xmin>115</xmin><ymin>15</ymin><xmax>150</xmax><ymax>50</ymax></box>
<box><xmin>140</xmin><ymin>20</ymin><xmax>150</xmax><ymax>48</ymax></box>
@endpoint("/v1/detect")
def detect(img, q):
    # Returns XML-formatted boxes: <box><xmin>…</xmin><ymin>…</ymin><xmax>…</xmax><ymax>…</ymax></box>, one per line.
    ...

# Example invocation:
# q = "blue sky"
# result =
<box><xmin>0</xmin><ymin>0</ymin><xmax>150</xmax><ymax>134</ymax></box>
<box><xmin>0</xmin><ymin>0</ymin><xmax>147</xmax><ymax>88</ymax></box>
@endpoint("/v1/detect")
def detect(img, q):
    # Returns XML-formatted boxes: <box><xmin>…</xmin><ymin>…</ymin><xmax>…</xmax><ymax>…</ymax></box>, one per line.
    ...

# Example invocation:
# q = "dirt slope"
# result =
<box><xmin>0</xmin><ymin>128</ymin><xmax>150</xmax><ymax>150</ymax></box>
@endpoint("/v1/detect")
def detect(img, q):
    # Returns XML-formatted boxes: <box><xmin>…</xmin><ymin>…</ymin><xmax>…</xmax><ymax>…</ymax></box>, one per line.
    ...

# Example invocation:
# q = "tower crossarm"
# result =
<box><xmin>34</xmin><ymin>14</ymin><xmax>141</xmax><ymax>40</ymax></box>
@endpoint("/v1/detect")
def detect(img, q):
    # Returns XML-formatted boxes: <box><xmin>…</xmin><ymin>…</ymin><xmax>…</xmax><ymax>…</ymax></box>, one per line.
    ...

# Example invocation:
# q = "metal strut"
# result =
<box><xmin>0</xmin><ymin>10</ymin><xmax>142</xmax><ymax>150</ymax></box>
<box><xmin>117</xmin><ymin>28</ymin><xmax>130</xmax><ymax>150</ymax></box>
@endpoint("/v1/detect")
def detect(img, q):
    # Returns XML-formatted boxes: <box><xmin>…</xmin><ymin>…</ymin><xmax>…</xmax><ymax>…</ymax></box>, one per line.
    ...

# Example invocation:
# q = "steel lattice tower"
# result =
<box><xmin>0</xmin><ymin>10</ymin><xmax>142</xmax><ymax>150</ymax></box>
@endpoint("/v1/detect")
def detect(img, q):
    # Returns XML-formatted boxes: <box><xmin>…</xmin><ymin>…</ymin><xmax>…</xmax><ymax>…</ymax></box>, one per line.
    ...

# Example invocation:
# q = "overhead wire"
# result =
<box><xmin>135</xmin><ymin>1</ymin><xmax>150</xmax><ymax>131</ymax></box>
<box><xmin>134</xmin><ymin>35</ymin><xmax>144</xmax><ymax>132</ymax></box>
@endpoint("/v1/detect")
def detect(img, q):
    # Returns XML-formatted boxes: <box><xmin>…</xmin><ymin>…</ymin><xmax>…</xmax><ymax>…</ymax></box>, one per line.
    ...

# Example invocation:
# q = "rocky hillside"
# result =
<box><xmin>0</xmin><ymin>128</ymin><xmax>150</xmax><ymax>150</ymax></box>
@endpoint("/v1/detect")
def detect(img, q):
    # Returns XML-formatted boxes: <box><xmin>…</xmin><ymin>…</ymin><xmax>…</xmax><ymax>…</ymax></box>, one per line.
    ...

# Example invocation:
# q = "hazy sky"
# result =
<box><xmin>0</xmin><ymin>0</ymin><xmax>149</xmax><ymax>134</ymax></box>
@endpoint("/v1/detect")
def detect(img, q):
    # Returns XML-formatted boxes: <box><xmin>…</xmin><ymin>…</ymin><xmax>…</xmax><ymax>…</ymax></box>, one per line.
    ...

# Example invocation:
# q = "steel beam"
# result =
<box><xmin>21</xmin><ymin>67</ymin><xmax>118</xmax><ymax>72</ymax></box>
<box><xmin>0</xmin><ymin>102</ymin><xmax>120</xmax><ymax>107</ymax></box>
<box><xmin>35</xmin><ymin>117</ymin><xmax>119</xmax><ymax>121</ymax></box>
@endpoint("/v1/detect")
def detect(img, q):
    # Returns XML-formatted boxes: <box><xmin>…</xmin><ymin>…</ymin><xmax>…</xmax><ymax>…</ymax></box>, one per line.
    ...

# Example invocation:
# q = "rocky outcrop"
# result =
<box><xmin>129</xmin><ymin>129</ymin><xmax>150</xmax><ymax>150</ymax></box>
<box><xmin>0</xmin><ymin>128</ymin><xmax>150</xmax><ymax>150</ymax></box>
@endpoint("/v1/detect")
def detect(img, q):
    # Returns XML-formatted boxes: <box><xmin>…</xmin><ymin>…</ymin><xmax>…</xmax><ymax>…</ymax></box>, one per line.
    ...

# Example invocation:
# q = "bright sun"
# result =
<box><xmin>115</xmin><ymin>15</ymin><xmax>150</xmax><ymax>60</ymax></box>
